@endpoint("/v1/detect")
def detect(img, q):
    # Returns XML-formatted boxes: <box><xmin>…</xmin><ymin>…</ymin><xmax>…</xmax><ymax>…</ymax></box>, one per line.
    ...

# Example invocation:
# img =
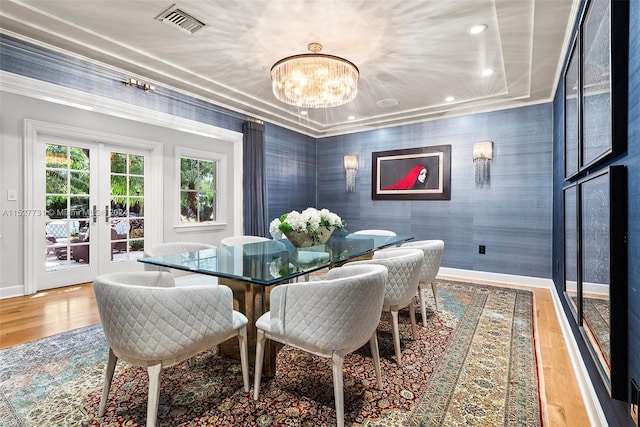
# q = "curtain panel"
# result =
<box><xmin>242</xmin><ymin>120</ymin><xmax>267</xmax><ymax>236</ymax></box>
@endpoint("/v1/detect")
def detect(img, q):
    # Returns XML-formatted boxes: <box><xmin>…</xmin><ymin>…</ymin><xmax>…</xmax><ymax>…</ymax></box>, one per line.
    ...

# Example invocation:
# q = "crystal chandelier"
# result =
<box><xmin>270</xmin><ymin>43</ymin><xmax>359</xmax><ymax>108</ymax></box>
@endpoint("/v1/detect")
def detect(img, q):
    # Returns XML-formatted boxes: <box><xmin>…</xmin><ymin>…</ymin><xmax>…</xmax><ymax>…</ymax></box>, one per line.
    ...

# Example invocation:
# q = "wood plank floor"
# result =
<box><xmin>0</xmin><ymin>280</ymin><xmax>590</xmax><ymax>426</ymax></box>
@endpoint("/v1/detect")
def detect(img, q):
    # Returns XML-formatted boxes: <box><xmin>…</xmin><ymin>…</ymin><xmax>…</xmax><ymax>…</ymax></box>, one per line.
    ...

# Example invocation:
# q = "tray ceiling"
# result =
<box><xmin>0</xmin><ymin>0</ymin><xmax>579</xmax><ymax>137</ymax></box>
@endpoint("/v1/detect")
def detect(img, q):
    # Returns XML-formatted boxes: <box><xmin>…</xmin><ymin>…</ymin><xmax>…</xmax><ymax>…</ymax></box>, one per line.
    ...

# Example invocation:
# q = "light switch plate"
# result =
<box><xmin>7</xmin><ymin>189</ymin><xmax>17</xmax><ymax>201</ymax></box>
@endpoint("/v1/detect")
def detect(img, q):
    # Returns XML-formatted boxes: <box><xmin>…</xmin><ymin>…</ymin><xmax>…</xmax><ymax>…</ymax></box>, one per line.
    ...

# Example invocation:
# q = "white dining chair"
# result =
<box><xmin>94</xmin><ymin>271</ymin><xmax>249</xmax><ymax>427</ymax></box>
<box><xmin>345</xmin><ymin>247</ymin><xmax>423</xmax><ymax>365</ymax></box>
<box><xmin>253</xmin><ymin>264</ymin><xmax>388</xmax><ymax>427</ymax></box>
<box><xmin>400</xmin><ymin>240</ymin><xmax>444</xmax><ymax>325</ymax></box>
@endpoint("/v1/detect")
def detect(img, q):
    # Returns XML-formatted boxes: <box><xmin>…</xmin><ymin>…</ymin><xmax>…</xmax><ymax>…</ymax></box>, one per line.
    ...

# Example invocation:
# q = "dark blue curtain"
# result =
<box><xmin>242</xmin><ymin>120</ymin><xmax>267</xmax><ymax>236</ymax></box>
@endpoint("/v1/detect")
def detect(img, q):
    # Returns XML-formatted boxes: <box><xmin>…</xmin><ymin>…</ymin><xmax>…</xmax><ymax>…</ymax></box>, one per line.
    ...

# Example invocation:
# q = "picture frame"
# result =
<box><xmin>563</xmin><ymin>0</ymin><xmax>628</xmax><ymax>181</ymax></box>
<box><xmin>371</xmin><ymin>145</ymin><xmax>451</xmax><ymax>200</ymax></box>
<box><xmin>562</xmin><ymin>165</ymin><xmax>627</xmax><ymax>400</ymax></box>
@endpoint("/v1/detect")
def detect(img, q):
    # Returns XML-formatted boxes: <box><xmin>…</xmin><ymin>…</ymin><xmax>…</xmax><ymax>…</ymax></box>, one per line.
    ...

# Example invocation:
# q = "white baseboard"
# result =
<box><xmin>438</xmin><ymin>267</ymin><xmax>607</xmax><ymax>427</ymax></box>
<box><xmin>438</xmin><ymin>267</ymin><xmax>554</xmax><ymax>288</ymax></box>
<box><xmin>0</xmin><ymin>285</ymin><xmax>26</xmax><ymax>299</ymax></box>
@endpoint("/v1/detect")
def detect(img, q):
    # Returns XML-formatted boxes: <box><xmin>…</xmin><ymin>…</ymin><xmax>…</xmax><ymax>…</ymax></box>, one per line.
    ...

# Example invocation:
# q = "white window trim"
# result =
<box><xmin>175</xmin><ymin>146</ymin><xmax>228</xmax><ymax>231</ymax></box>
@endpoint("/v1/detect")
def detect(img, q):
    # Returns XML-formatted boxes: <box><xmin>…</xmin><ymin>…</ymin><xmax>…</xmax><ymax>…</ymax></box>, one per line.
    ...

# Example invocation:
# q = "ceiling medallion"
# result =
<box><xmin>270</xmin><ymin>42</ymin><xmax>359</xmax><ymax>108</ymax></box>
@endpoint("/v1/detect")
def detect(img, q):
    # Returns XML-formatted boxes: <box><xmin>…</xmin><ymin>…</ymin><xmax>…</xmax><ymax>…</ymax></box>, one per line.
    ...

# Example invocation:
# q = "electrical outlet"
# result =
<box><xmin>632</xmin><ymin>379</ymin><xmax>639</xmax><ymax>427</ymax></box>
<box><xmin>479</xmin><ymin>245</ymin><xmax>486</xmax><ymax>254</ymax></box>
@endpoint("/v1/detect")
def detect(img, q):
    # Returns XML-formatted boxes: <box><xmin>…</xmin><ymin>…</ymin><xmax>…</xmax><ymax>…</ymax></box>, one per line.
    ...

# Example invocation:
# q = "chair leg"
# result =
<box><xmin>146</xmin><ymin>363</ymin><xmax>162</xmax><ymax>427</ymax></box>
<box><xmin>238</xmin><ymin>326</ymin><xmax>250</xmax><ymax>393</ymax></box>
<box><xmin>331</xmin><ymin>352</ymin><xmax>346</xmax><ymax>427</ymax></box>
<box><xmin>98</xmin><ymin>348</ymin><xmax>118</xmax><ymax>417</ymax></box>
<box><xmin>390</xmin><ymin>309</ymin><xmax>402</xmax><ymax>366</ymax></box>
<box><xmin>431</xmin><ymin>282</ymin><xmax>439</xmax><ymax>311</ymax></box>
<box><xmin>369</xmin><ymin>332</ymin><xmax>383</xmax><ymax>390</ymax></box>
<box><xmin>253</xmin><ymin>329</ymin><xmax>266</xmax><ymax>400</ymax></box>
<box><xmin>408</xmin><ymin>302</ymin><xmax>417</xmax><ymax>340</ymax></box>
<box><xmin>419</xmin><ymin>283</ymin><xmax>428</xmax><ymax>327</ymax></box>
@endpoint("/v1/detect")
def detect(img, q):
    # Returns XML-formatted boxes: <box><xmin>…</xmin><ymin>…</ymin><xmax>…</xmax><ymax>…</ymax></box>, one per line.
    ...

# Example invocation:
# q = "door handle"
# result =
<box><xmin>105</xmin><ymin>205</ymin><xmax>110</xmax><ymax>223</ymax></box>
<box><xmin>92</xmin><ymin>205</ymin><xmax>97</xmax><ymax>223</ymax></box>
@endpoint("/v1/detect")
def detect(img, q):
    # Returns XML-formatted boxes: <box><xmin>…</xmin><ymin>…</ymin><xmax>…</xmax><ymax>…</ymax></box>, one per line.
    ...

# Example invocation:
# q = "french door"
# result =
<box><xmin>32</xmin><ymin>135</ymin><xmax>155</xmax><ymax>291</ymax></box>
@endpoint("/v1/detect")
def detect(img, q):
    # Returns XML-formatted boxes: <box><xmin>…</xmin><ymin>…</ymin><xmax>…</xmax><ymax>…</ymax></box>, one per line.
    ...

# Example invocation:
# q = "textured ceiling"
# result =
<box><xmin>0</xmin><ymin>0</ymin><xmax>579</xmax><ymax>137</ymax></box>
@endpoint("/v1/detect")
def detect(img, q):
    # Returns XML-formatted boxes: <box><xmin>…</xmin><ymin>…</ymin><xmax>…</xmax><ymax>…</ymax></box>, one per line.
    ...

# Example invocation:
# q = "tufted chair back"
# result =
<box><xmin>345</xmin><ymin>247</ymin><xmax>423</xmax><ymax>365</ymax></box>
<box><xmin>400</xmin><ymin>240</ymin><xmax>444</xmax><ymax>322</ymax></box>
<box><xmin>93</xmin><ymin>271</ymin><xmax>249</xmax><ymax>427</ymax></box>
<box><xmin>253</xmin><ymin>264</ymin><xmax>388</xmax><ymax>427</ymax></box>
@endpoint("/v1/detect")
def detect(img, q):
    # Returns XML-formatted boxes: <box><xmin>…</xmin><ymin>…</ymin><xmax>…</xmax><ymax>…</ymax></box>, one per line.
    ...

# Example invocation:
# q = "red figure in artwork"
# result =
<box><xmin>383</xmin><ymin>165</ymin><xmax>428</xmax><ymax>190</ymax></box>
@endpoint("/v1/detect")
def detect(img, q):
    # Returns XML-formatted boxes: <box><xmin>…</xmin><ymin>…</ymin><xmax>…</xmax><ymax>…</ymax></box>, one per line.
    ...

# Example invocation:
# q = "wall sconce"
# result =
<box><xmin>124</xmin><ymin>78</ymin><xmax>155</xmax><ymax>92</ymax></box>
<box><xmin>343</xmin><ymin>154</ymin><xmax>358</xmax><ymax>192</ymax></box>
<box><xmin>472</xmin><ymin>141</ymin><xmax>493</xmax><ymax>187</ymax></box>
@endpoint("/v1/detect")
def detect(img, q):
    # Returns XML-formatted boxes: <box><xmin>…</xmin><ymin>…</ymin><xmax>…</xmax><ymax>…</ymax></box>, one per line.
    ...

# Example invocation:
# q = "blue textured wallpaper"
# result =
<box><xmin>0</xmin><ymin>34</ymin><xmax>246</xmax><ymax>133</ymax></box>
<box><xmin>317</xmin><ymin>104</ymin><xmax>553</xmax><ymax>278</ymax></box>
<box><xmin>264</xmin><ymin>124</ymin><xmax>317</xmax><ymax>230</ymax></box>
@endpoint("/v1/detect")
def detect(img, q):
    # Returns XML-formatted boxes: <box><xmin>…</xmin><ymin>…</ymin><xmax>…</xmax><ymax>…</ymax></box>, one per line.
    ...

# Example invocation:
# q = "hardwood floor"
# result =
<box><xmin>0</xmin><ymin>281</ymin><xmax>590</xmax><ymax>426</ymax></box>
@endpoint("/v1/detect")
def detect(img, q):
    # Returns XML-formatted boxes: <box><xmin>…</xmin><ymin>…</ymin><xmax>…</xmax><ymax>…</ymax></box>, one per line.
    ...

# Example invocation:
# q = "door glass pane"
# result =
<box><xmin>45</xmin><ymin>144</ymin><xmax>90</xmax><ymax>271</ymax></box>
<box><xmin>110</xmin><ymin>152</ymin><xmax>145</xmax><ymax>261</ymax></box>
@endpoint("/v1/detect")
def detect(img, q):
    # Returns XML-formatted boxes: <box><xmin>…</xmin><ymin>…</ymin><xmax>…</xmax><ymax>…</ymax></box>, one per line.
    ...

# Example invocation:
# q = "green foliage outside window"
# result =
<box><xmin>180</xmin><ymin>157</ymin><xmax>216</xmax><ymax>223</ymax></box>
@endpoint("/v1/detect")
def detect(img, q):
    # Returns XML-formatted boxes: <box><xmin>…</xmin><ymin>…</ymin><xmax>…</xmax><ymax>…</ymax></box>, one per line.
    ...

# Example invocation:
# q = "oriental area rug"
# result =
<box><xmin>0</xmin><ymin>280</ymin><xmax>543</xmax><ymax>426</ymax></box>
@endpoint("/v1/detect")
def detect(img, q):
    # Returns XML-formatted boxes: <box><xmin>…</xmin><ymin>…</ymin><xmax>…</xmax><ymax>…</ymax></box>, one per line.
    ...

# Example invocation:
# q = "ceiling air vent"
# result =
<box><xmin>156</xmin><ymin>4</ymin><xmax>207</xmax><ymax>35</ymax></box>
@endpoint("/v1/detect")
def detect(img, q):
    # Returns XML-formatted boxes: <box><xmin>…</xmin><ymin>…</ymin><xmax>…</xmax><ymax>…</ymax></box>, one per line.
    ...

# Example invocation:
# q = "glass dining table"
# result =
<box><xmin>138</xmin><ymin>232</ymin><xmax>413</xmax><ymax>376</ymax></box>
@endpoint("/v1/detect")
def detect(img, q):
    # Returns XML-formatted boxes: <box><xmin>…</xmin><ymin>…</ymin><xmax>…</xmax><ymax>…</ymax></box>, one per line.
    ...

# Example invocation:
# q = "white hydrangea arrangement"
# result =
<box><xmin>269</xmin><ymin>207</ymin><xmax>346</xmax><ymax>240</ymax></box>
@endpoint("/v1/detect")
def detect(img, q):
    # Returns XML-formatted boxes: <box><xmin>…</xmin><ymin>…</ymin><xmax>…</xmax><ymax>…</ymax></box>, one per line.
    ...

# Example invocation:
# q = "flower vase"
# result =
<box><xmin>284</xmin><ymin>230</ymin><xmax>315</xmax><ymax>248</ymax></box>
<box><xmin>284</xmin><ymin>226</ymin><xmax>334</xmax><ymax>248</ymax></box>
<box><xmin>315</xmin><ymin>226</ymin><xmax>334</xmax><ymax>244</ymax></box>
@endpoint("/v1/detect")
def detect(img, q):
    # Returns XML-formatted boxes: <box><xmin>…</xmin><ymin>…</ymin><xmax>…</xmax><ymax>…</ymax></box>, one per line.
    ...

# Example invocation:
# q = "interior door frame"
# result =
<box><xmin>23</xmin><ymin>119</ymin><xmax>163</xmax><ymax>294</ymax></box>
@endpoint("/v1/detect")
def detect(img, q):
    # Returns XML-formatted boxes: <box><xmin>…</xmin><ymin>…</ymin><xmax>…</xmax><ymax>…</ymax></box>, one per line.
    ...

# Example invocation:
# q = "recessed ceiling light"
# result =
<box><xmin>347</xmin><ymin>115</ymin><xmax>356</xmax><ymax>120</ymax></box>
<box><xmin>376</xmin><ymin>98</ymin><xmax>399</xmax><ymax>108</ymax></box>
<box><xmin>482</xmin><ymin>68</ymin><xmax>494</xmax><ymax>77</ymax></box>
<box><xmin>468</xmin><ymin>24</ymin><xmax>488</xmax><ymax>34</ymax></box>
<box><xmin>445</xmin><ymin>96</ymin><xmax>455</xmax><ymax>102</ymax></box>
<box><xmin>300</xmin><ymin>110</ymin><xmax>308</xmax><ymax>115</ymax></box>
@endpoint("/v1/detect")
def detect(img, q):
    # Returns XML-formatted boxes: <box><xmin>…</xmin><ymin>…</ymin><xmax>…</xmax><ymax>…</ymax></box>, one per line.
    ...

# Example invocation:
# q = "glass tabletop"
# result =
<box><xmin>138</xmin><ymin>232</ymin><xmax>413</xmax><ymax>285</ymax></box>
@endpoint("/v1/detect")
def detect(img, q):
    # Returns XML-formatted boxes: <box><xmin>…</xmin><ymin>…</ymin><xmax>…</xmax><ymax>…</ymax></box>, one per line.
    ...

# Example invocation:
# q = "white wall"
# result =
<box><xmin>0</xmin><ymin>89</ymin><xmax>242</xmax><ymax>297</ymax></box>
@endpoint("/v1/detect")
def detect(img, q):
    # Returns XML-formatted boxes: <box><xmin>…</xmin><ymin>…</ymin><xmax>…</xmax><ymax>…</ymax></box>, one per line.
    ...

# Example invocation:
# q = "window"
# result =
<box><xmin>179</xmin><ymin>156</ymin><xmax>217</xmax><ymax>223</ymax></box>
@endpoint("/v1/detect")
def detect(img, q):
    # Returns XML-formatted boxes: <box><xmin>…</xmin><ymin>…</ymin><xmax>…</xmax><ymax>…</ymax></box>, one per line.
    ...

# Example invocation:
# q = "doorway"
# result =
<box><xmin>24</xmin><ymin>120</ymin><xmax>163</xmax><ymax>293</ymax></box>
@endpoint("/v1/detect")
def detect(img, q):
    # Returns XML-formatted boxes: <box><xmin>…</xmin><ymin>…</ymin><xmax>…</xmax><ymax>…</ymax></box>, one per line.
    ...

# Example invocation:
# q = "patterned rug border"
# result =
<box><xmin>404</xmin><ymin>279</ymin><xmax>548</xmax><ymax>427</ymax></box>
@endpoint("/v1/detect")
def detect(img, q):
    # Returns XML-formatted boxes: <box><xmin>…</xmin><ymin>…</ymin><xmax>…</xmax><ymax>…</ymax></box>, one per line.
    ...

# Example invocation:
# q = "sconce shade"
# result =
<box><xmin>343</xmin><ymin>154</ymin><xmax>358</xmax><ymax>192</ymax></box>
<box><xmin>473</xmin><ymin>141</ymin><xmax>493</xmax><ymax>188</ymax></box>
<box><xmin>344</xmin><ymin>154</ymin><xmax>358</xmax><ymax>170</ymax></box>
<box><xmin>473</xmin><ymin>141</ymin><xmax>493</xmax><ymax>160</ymax></box>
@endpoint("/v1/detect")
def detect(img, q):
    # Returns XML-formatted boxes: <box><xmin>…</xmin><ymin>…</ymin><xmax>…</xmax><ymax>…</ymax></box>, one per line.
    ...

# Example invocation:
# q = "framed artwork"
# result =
<box><xmin>371</xmin><ymin>145</ymin><xmax>451</xmax><ymax>200</ymax></box>
<box><xmin>563</xmin><ymin>0</ymin><xmax>628</xmax><ymax>181</ymax></box>
<box><xmin>563</xmin><ymin>165</ymin><xmax>627</xmax><ymax>400</ymax></box>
